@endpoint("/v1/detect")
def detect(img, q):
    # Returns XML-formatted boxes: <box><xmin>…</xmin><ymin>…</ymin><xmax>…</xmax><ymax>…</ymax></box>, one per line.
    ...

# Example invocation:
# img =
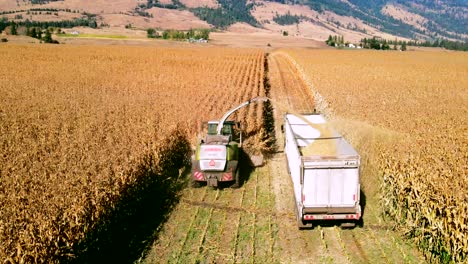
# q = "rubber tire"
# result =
<box><xmin>295</xmin><ymin>204</ymin><xmax>312</xmax><ymax>230</ymax></box>
<box><xmin>190</xmin><ymin>167</ymin><xmax>202</xmax><ymax>188</ymax></box>
<box><xmin>231</xmin><ymin>169</ymin><xmax>240</xmax><ymax>188</ymax></box>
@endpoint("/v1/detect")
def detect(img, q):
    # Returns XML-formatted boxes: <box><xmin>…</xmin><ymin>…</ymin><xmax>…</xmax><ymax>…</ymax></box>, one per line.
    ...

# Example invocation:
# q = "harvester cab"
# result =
<box><xmin>204</xmin><ymin>121</ymin><xmax>241</xmax><ymax>145</ymax></box>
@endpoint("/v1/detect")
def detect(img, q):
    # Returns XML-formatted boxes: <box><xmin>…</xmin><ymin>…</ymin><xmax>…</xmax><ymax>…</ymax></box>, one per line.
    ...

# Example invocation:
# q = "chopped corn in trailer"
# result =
<box><xmin>283</xmin><ymin>113</ymin><xmax>361</xmax><ymax>229</ymax></box>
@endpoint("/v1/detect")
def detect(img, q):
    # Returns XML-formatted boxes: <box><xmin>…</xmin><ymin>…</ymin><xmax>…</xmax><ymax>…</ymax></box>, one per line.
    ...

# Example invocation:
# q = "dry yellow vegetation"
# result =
<box><xmin>0</xmin><ymin>44</ymin><xmax>266</xmax><ymax>262</ymax></box>
<box><xmin>280</xmin><ymin>49</ymin><xmax>467</xmax><ymax>263</ymax></box>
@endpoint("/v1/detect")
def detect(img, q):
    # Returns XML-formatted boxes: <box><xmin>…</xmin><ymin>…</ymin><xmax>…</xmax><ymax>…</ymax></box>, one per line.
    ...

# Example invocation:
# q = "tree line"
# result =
<box><xmin>0</xmin><ymin>17</ymin><xmax>98</xmax><ymax>44</ymax></box>
<box><xmin>361</xmin><ymin>37</ymin><xmax>395</xmax><ymax>50</ymax></box>
<box><xmin>0</xmin><ymin>8</ymin><xmax>80</xmax><ymax>15</ymax></box>
<box><xmin>325</xmin><ymin>35</ymin><xmax>345</xmax><ymax>47</ymax></box>
<box><xmin>273</xmin><ymin>11</ymin><xmax>302</xmax><ymax>25</ymax></box>
<box><xmin>30</xmin><ymin>0</ymin><xmax>61</xmax><ymax>4</ymax></box>
<box><xmin>325</xmin><ymin>34</ymin><xmax>467</xmax><ymax>52</ymax></box>
<box><xmin>1</xmin><ymin>20</ymin><xmax>59</xmax><ymax>44</ymax></box>
<box><xmin>147</xmin><ymin>28</ymin><xmax>210</xmax><ymax>40</ymax></box>
<box><xmin>145</xmin><ymin>0</ymin><xmax>184</xmax><ymax>9</ymax></box>
<box><xmin>412</xmin><ymin>39</ymin><xmax>468</xmax><ymax>52</ymax></box>
<box><xmin>27</xmin><ymin>27</ymin><xmax>60</xmax><ymax>43</ymax></box>
<box><xmin>361</xmin><ymin>37</ymin><xmax>467</xmax><ymax>51</ymax></box>
<box><xmin>0</xmin><ymin>17</ymin><xmax>97</xmax><ymax>34</ymax></box>
<box><xmin>325</xmin><ymin>35</ymin><xmax>407</xmax><ymax>51</ymax></box>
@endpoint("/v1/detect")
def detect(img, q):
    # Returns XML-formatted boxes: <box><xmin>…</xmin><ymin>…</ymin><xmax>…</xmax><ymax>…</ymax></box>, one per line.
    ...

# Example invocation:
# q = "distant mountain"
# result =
<box><xmin>293</xmin><ymin>0</ymin><xmax>468</xmax><ymax>41</ymax></box>
<box><xmin>1</xmin><ymin>0</ymin><xmax>466</xmax><ymax>42</ymax></box>
<box><xmin>201</xmin><ymin>0</ymin><xmax>467</xmax><ymax>41</ymax></box>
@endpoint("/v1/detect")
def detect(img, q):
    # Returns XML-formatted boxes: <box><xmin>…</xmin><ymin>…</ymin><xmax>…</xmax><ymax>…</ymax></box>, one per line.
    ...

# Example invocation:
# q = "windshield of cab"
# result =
<box><xmin>207</xmin><ymin>123</ymin><xmax>232</xmax><ymax>135</ymax></box>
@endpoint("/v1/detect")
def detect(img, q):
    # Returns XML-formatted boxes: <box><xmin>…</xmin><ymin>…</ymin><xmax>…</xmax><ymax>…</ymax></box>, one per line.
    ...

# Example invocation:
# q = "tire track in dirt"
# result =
<box><xmin>268</xmin><ymin>53</ymin><xmax>326</xmax><ymax>263</ymax></box>
<box><xmin>270</xmin><ymin>54</ymin><xmax>314</xmax><ymax>113</ymax></box>
<box><xmin>341</xmin><ymin>230</ymin><xmax>370</xmax><ymax>263</ymax></box>
<box><xmin>195</xmin><ymin>190</ymin><xmax>220</xmax><ymax>262</ymax></box>
<box><xmin>174</xmin><ymin>187</ymin><xmax>212</xmax><ymax>263</ymax></box>
<box><xmin>322</xmin><ymin>227</ymin><xmax>350</xmax><ymax>264</ymax></box>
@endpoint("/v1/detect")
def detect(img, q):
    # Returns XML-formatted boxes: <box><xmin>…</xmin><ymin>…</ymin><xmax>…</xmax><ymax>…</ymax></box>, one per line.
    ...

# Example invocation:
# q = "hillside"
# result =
<box><xmin>1</xmin><ymin>0</ymin><xmax>466</xmax><ymax>43</ymax></box>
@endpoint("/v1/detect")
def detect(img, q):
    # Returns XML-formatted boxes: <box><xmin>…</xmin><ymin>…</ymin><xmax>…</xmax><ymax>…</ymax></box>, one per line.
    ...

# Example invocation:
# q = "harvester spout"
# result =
<box><xmin>216</xmin><ymin>96</ymin><xmax>269</xmax><ymax>135</ymax></box>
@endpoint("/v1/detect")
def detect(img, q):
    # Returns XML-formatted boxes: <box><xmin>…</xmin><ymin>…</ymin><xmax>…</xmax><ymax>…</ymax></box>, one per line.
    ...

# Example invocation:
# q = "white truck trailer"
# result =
<box><xmin>283</xmin><ymin>113</ymin><xmax>361</xmax><ymax>229</ymax></box>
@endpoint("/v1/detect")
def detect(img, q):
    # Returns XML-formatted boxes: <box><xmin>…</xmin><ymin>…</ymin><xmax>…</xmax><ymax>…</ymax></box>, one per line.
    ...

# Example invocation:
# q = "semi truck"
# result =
<box><xmin>283</xmin><ymin>113</ymin><xmax>362</xmax><ymax>229</ymax></box>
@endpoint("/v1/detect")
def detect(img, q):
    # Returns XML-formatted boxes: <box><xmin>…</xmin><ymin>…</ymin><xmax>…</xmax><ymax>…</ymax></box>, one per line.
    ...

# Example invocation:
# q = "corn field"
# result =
<box><xmin>1</xmin><ymin>43</ymin><xmax>464</xmax><ymax>263</ymax></box>
<box><xmin>281</xmin><ymin>49</ymin><xmax>468</xmax><ymax>263</ymax></box>
<box><xmin>0</xmin><ymin>44</ymin><xmax>267</xmax><ymax>262</ymax></box>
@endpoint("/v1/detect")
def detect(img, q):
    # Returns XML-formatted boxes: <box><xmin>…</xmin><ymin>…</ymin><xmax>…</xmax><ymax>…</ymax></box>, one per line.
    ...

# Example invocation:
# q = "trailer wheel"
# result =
<box><xmin>357</xmin><ymin>217</ymin><xmax>364</xmax><ymax>228</ymax></box>
<box><xmin>231</xmin><ymin>169</ymin><xmax>240</xmax><ymax>188</ymax></box>
<box><xmin>297</xmin><ymin>218</ymin><xmax>311</xmax><ymax>230</ymax></box>
<box><xmin>295</xmin><ymin>204</ymin><xmax>312</xmax><ymax>230</ymax></box>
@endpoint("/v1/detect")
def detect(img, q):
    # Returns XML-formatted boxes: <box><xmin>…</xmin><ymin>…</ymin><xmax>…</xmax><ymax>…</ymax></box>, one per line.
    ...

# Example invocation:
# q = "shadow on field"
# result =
<box><xmin>237</xmin><ymin>149</ymin><xmax>255</xmax><ymax>187</ymax></box>
<box><xmin>360</xmin><ymin>189</ymin><xmax>367</xmax><ymax>227</ymax></box>
<box><xmin>263</xmin><ymin>54</ymin><xmax>276</xmax><ymax>151</ymax></box>
<box><xmin>70</xmin><ymin>135</ymin><xmax>191</xmax><ymax>264</ymax></box>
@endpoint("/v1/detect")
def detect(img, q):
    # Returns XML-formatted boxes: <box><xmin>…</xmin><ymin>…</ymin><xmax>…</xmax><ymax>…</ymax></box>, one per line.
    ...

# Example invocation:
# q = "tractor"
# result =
<box><xmin>191</xmin><ymin>97</ymin><xmax>269</xmax><ymax>188</ymax></box>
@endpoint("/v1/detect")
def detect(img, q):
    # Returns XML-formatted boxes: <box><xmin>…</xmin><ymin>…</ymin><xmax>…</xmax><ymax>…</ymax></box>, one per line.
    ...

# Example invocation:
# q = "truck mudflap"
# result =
<box><xmin>192</xmin><ymin>160</ymin><xmax>239</xmax><ymax>187</ymax></box>
<box><xmin>295</xmin><ymin>202</ymin><xmax>312</xmax><ymax>229</ymax></box>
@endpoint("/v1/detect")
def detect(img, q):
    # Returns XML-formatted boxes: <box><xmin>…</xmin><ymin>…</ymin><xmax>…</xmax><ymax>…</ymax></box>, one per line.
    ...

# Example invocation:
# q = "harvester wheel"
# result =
<box><xmin>231</xmin><ymin>169</ymin><xmax>240</xmax><ymax>188</ymax></box>
<box><xmin>190</xmin><ymin>177</ymin><xmax>202</xmax><ymax>188</ymax></box>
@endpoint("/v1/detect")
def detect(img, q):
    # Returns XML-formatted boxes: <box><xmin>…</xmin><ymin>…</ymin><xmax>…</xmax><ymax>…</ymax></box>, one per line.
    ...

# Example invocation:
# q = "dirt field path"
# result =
<box><xmin>140</xmin><ymin>52</ymin><xmax>425</xmax><ymax>264</ymax></box>
<box><xmin>267</xmin><ymin>52</ymin><xmax>425</xmax><ymax>264</ymax></box>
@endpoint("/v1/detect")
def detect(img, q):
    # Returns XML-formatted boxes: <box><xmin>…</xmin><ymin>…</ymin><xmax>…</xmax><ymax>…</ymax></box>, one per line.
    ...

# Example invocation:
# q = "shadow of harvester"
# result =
<box><xmin>70</xmin><ymin>134</ymin><xmax>191</xmax><ymax>264</ymax></box>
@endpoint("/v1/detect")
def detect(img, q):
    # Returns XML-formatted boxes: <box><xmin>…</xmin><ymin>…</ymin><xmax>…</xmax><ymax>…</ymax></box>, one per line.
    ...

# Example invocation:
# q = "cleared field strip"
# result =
<box><xmin>339</xmin><ymin>230</ymin><xmax>370</xmax><ymax>263</ymax></box>
<box><xmin>326</xmin><ymin>227</ymin><xmax>351</xmax><ymax>264</ymax></box>
<box><xmin>270</xmin><ymin>54</ymin><xmax>314</xmax><ymax>113</ymax></box>
<box><xmin>267</xmin><ymin>52</ymin><xmax>424</xmax><ymax>264</ymax></box>
<box><xmin>143</xmin><ymin>168</ymin><xmax>277</xmax><ymax>263</ymax></box>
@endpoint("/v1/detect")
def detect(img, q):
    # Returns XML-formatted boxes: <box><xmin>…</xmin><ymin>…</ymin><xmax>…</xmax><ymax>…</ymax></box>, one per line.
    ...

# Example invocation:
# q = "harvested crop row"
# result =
<box><xmin>283</xmin><ymin>49</ymin><xmax>467</xmax><ymax>263</ymax></box>
<box><xmin>0</xmin><ymin>44</ymin><xmax>266</xmax><ymax>262</ymax></box>
<box><xmin>143</xmin><ymin>166</ymin><xmax>278</xmax><ymax>263</ymax></box>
